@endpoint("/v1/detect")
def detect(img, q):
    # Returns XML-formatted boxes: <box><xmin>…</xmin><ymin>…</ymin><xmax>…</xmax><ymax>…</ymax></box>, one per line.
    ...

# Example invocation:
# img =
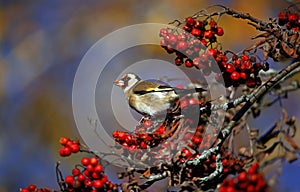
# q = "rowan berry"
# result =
<box><xmin>81</xmin><ymin>157</ymin><xmax>90</xmax><ymax>166</ymax></box>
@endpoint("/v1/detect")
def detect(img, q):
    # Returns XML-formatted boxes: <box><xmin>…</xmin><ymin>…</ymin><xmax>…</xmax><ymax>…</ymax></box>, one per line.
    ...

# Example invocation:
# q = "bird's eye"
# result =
<box><xmin>122</xmin><ymin>77</ymin><xmax>130</xmax><ymax>82</ymax></box>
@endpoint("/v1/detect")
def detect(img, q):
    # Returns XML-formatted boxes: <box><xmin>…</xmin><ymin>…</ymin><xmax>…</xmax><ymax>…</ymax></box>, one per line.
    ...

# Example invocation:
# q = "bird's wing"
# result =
<box><xmin>133</xmin><ymin>80</ymin><xmax>174</xmax><ymax>95</ymax></box>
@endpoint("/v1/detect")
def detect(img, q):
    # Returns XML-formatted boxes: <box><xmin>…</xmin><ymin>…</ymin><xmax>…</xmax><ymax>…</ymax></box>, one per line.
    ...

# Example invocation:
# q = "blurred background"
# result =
<box><xmin>1</xmin><ymin>0</ymin><xmax>300</xmax><ymax>191</ymax></box>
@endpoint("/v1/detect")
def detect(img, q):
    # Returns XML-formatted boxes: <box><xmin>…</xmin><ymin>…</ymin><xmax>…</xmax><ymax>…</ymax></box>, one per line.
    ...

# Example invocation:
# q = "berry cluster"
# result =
<box><xmin>215</xmin><ymin>53</ymin><xmax>266</xmax><ymax>88</ymax></box>
<box><xmin>111</xmin><ymin>94</ymin><xmax>211</xmax><ymax>167</ymax></box>
<box><xmin>180</xmin><ymin>149</ymin><xmax>244</xmax><ymax>176</ymax></box>
<box><xmin>160</xmin><ymin>17</ymin><xmax>224</xmax><ymax>69</ymax></box>
<box><xmin>112</xmin><ymin>93</ymin><xmax>207</xmax><ymax>152</ymax></box>
<box><xmin>59</xmin><ymin>137</ymin><xmax>80</xmax><ymax>157</ymax></box>
<box><xmin>278</xmin><ymin>11</ymin><xmax>300</xmax><ymax>31</ymax></box>
<box><xmin>20</xmin><ymin>184</ymin><xmax>50</xmax><ymax>192</ymax></box>
<box><xmin>185</xmin><ymin>125</ymin><xmax>215</xmax><ymax>151</ymax></box>
<box><xmin>112</xmin><ymin>122</ymin><xmax>168</xmax><ymax>151</ymax></box>
<box><xmin>63</xmin><ymin>157</ymin><xmax>117</xmax><ymax>192</ymax></box>
<box><xmin>219</xmin><ymin>163</ymin><xmax>269</xmax><ymax>192</ymax></box>
<box><xmin>160</xmin><ymin>17</ymin><xmax>268</xmax><ymax>88</ymax></box>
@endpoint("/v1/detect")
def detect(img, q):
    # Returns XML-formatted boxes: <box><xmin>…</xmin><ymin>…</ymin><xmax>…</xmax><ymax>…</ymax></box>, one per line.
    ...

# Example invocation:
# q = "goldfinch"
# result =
<box><xmin>114</xmin><ymin>73</ymin><xmax>206</xmax><ymax>118</ymax></box>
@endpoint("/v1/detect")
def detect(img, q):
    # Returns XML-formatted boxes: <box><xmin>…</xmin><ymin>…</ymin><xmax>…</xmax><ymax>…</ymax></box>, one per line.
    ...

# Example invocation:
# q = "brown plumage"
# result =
<box><xmin>114</xmin><ymin>73</ymin><xmax>205</xmax><ymax>117</ymax></box>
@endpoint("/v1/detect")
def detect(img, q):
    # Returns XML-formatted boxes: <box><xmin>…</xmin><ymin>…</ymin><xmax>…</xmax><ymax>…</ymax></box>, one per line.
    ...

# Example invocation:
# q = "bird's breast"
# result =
<box><xmin>128</xmin><ymin>91</ymin><xmax>179</xmax><ymax>116</ymax></box>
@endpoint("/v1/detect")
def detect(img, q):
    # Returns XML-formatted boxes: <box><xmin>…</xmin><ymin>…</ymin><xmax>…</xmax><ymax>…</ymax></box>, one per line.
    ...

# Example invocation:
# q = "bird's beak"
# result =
<box><xmin>114</xmin><ymin>79</ymin><xmax>124</xmax><ymax>87</ymax></box>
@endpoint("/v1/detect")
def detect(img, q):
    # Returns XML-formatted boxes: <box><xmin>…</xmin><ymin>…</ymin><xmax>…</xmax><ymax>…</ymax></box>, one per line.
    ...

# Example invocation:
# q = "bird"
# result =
<box><xmin>114</xmin><ymin>73</ymin><xmax>206</xmax><ymax>118</ymax></box>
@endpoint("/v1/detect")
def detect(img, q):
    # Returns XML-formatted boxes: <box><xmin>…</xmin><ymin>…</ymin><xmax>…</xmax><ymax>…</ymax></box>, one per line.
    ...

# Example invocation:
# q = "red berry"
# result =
<box><xmin>217</xmin><ymin>27</ymin><xmax>224</xmax><ymax>36</ymax></box>
<box><xmin>278</xmin><ymin>12</ymin><xmax>286</xmax><ymax>20</ymax></box>
<box><xmin>177</xmin><ymin>33</ymin><xmax>187</xmax><ymax>41</ymax></box>
<box><xmin>226</xmin><ymin>186</ymin><xmax>235</xmax><ymax>192</ymax></box>
<box><xmin>176</xmin><ymin>84</ymin><xmax>184</xmax><ymax>89</ymax></box>
<box><xmin>59</xmin><ymin>137</ymin><xmax>69</xmax><ymax>146</ymax></box>
<box><xmin>165</xmin><ymin>45</ymin><xmax>175</xmax><ymax>54</ymax></box>
<box><xmin>288</xmin><ymin>13</ymin><xmax>298</xmax><ymax>23</ymax></box>
<box><xmin>86</xmin><ymin>164</ymin><xmax>94</xmax><ymax>173</ymax></box>
<box><xmin>233</xmin><ymin>59</ymin><xmax>241</xmax><ymax>66</ymax></box>
<box><xmin>209</xmin><ymin>20</ymin><xmax>217</xmax><ymax>28</ymax></box>
<box><xmin>191</xmin><ymin>28</ymin><xmax>201</xmax><ymax>37</ymax></box>
<box><xmin>27</xmin><ymin>184</ymin><xmax>36</xmax><ymax>191</ymax></box>
<box><xmin>59</xmin><ymin>147</ymin><xmax>71</xmax><ymax>157</ymax></box>
<box><xmin>125</xmin><ymin>134</ymin><xmax>133</xmax><ymax>144</ymax></box>
<box><xmin>240</xmin><ymin>72</ymin><xmax>247</xmax><ymax>80</ymax></box>
<box><xmin>140</xmin><ymin>141</ymin><xmax>148</xmax><ymax>149</ymax></box>
<box><xmin>59</xmin><ymin>147</ymin><xmax>65</xmax><ymax>157</ymax></box>
<box><xmin>192</xmin><ymin>136</ymin><xmax>203</xmax><ymax>144</ymax></box>
<box><xmin>94</xmin><ymin>164</ymin><xmax>103</xmax><ymax>173</ymax></box>
<box><xmin>20</xmin><ymin>189</ymin><xmax>29</xmax><ymax>192</ymax></box>
<box><xmin>204</xmin><ymin>30</ymin><xmax>213</xmax><ymax>39</ymax></box>
<box><xmin>176</xmin><ymin>41</ymin><xmax>188</xmax><ymax>51</ymax></box>
<box><xmin>185</xmin><ymin>59</ymin><xmax>193</xmax><ymax>68</ymax></box>
<box><xmin>194</xmin><ymin>20</ymin><xmax>204</xmax><ymax>28</ymax></box>
<box><xmin>143</xmin><ymin>119</ymin><xmax>153</xmax><ymax>128</ymax></box>
<box><xmin>65</xmin><ymin>175</ymin><xmax>75</xmax><ymax>185</ymax></box>
<box><xmin>93</xmin><ymin>180</ymin><xmax>104</xmax><ymax>189</ymax></box>
<box><xmin>83</xmin><ymin>169</ymin><xmax>90</xmax><ymax>176</ymax></box>
<box><xmin>112</xmin><ymin>131</ymin><xmax>119</xmax><ymax>138</ymax></box>
<box><xmin>207</xmin><ymin>48</ymin><xmax>217</xmax><ymax>58</ymax></box>
<box><xmin>183</xmin><ymin>25</ymin><xmax>192</xmax><ymax>32</ymax></box>
<box><xmin>84</xmin><ymin>178</ymin><xmax>93</xmax><ymax>187</ymax></box>
<box><xmin>230</xmin><ymin>71</ymin><xmax>240</xmax><ymax>80</ymax></box>
<box><xmin>257</xmin><ymin>178</ymin><xmax>267</xmax><ymax>189</ymax></box>
<box><xmin>215</xmin><ymin>73</ymin><xmax>223</xmax><ymax>82</ymax></box>
<box><xmin>242</xmin><ymin>60</ymin><xmax>252</xmax><ymax>70</ymax></box>
<box><xmin>159</xmin><ymin>28</ymin><xmax>168</xmax><ymax>37</ymax></box>
<box><xmin>78</xmin><ymin>174</ymin><xmax>85</xmax><ymax>181</ymax></box>
<box><xmin>189</xmin><ymin>97</ymin><xmax>198</xmax><ymax>105</ymax></box>
<box><xmin>249</xmin><ymin>174</ymin><xmax>258</xmax><ymax>183</ymax></box>
<box><xmin>101</xmin><ymin>174</ymin><xmax>108</xmax><ymax>183</ymax></box>
<box><xmin>193</xmin><ymin>57</ymin><xmax>205</xmax><ymax>69</ymax></box>
<box><xmin>175</xmin><ymin>57</ymin><xmax>183</xmax><ymax>66</ymax></box>
<box><xmin>81</xmin><ymin>157</ymin><xmax>91</xmax><ymax>166</ymax></box>
<box><xmin>92</xmin><ymin>172</ymin><xmax>101</xmax><ymax>179</ymax></box>
<box><xmin>247</xmin><ymin>185</ymin><xmax>256</xmax><ymax>192</ymax></box>
<box><xmin>117</xmin><ymin>132</ymin><xmax>126</xmax><ymax>141</ymax></box>
<box><xmin>155</xmin><ymin>124</ymin><xmax>166</xmax><ymax>135</ymax></box>
<box><xmin>223</xmin><ymin>168</ymin><xmax>229</xmax><ymax>173</ymax></box>
<box><xmin>70</xmin><ymin>144</ymin><xmax>80</xmax><ymax>153</ymax></box>
<box><xmin>226</xmin><ymin>63</ymin><xmax>235</xmax><ymax>73</ymax></box>
<box><xmin>166</xmin><ymin>33</ymin><xmax>178</xmax><ymax>44</ymax></box>
<box><xmin>90</xmin><ymin>157</ymin><xmax>99</xmax><ymax>166</ymax></box>
<box><xmin>248</xmin><ymin>162</ymin><xmax>259</xmax><ymax>174</ymax></box>
<box><xmin>72</xmin><ymin>168</ymin><xmax>81</xmax><ymax>176</ymax></box>
<box><xmin>241</xmin><ymin>54</ymin><xmax>249</xmax><ymax>61</ymax></box>
<box><xmin>222</xmin><ymin>55</ymin><xmax>228</xmax><ymax>62</ymax></box>
<box><xmin>278</xmin><ymin>12</ymin><xmax>287</xmax><ymax>25</ymax></box>
<box><xmin>185</xmin><ymin>16</ymin><xmax>195</xmax><ymax>26</ymax></box>
<box><xmin>201</xmin><ymin>39</ymin><xmax>208</xmax><ymax>47</ymax></box>
<box><xmin>73</xmin><ymin>179</ymin><xmax>81</xmax><ymax>188</ymax></box>
<box><xmin>238</xmin><ymin>171</ymin><xmax>248</xmax><ymax>182</ymax></box>
<box><xmin>181</xmin><ymin>148</ymin><xmax>192</xmax><ymax>158</ymax></box>
<box><xmin>65</xmin><ymin>140</ymin><xmax>74</xmax><ymax>148</ymax></box>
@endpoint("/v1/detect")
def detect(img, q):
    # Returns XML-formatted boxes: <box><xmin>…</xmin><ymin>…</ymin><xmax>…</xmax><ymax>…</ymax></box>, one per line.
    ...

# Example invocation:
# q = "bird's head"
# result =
<box><xmin>114</xmin><ymin>73</ymin><xmax>141</xmax><ymax>91</ymax></box>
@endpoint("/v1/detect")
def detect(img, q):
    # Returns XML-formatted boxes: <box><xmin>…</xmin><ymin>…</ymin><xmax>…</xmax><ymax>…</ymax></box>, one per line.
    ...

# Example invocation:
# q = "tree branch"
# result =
<box><xmin>185</xmin><ymin>60</ymin><xmax>300</xmax><ymax>186</ymax></box>
<box><xmin>219</xmin><ymin>60</ymin><xmax>300</xmax><ymax>146</ymax></box>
